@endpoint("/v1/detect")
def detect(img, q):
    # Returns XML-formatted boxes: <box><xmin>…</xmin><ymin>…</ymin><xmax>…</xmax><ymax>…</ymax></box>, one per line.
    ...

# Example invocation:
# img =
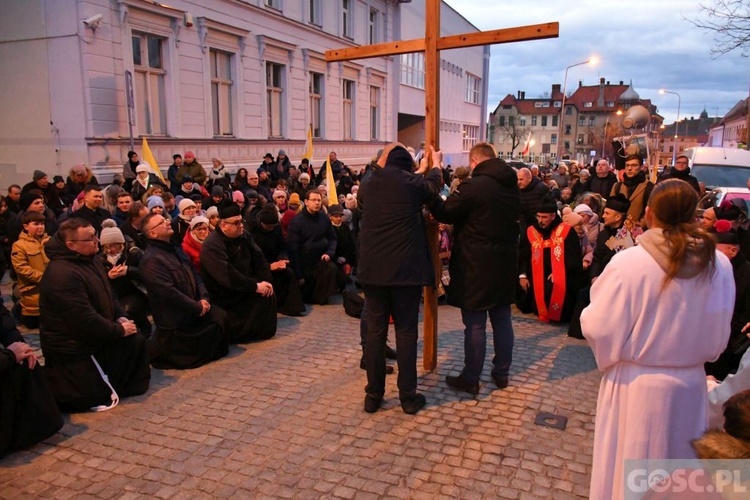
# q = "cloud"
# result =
<box><xmin>444</xmin><ymin>0</ymin><xmax>748</xmax><ymax>123</ymax></box>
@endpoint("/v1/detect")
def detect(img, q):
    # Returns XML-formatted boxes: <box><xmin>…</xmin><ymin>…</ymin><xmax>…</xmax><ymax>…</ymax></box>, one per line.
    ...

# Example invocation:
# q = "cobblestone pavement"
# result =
<box><xmin>0</xmin><ymin>293</ymin><xmax>601</xmax><ymax>499</ymax></box>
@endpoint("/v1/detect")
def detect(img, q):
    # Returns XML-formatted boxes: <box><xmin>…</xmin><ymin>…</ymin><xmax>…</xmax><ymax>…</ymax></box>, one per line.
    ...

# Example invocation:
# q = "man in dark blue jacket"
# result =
<box><xmin>286</xmin><ymin>189</ymin><xmax>338</xmax><ymax>305</ymax></box>
<box><xmin>431</xmin><ymin>142</ymin><xmax>520</xmax><ymax>395</ymax></box>
<box><xmin>357</xmin><ymin>143</ymin><xmax>442</xmax><ymax>415</ymax></box>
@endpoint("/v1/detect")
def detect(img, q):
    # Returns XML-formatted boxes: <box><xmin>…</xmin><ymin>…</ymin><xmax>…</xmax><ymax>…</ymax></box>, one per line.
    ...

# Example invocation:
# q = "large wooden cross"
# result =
<box><xmin>326</xmin><ymin>1</ymin><xmax>558</xmax><ymax>370</ymax></box>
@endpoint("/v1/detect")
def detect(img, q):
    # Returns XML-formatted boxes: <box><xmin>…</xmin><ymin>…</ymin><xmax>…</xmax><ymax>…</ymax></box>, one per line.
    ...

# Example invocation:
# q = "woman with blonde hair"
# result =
<box><xmin>582</xmin><ymin>179</ymin><xmax>735</xmax><ymax>500</ymax></box>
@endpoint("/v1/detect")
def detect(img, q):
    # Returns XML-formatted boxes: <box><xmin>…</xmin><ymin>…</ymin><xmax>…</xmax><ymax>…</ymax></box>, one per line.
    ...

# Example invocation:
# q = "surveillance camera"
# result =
<box><xmin>184</xmin><ymin>13</ymin><xmax>194</xmax><ymax>28</ymax></box>
<box><xmin>83</xmin><ymin>14</ymin><xmax>103</xmax><ymax>30</ymax></box>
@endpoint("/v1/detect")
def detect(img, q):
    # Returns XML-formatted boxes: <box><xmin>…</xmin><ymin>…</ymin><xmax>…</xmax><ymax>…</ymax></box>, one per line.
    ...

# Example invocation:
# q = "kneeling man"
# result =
<box><xmin>200</xmin><ymin>204</ymin><xmax>277</xmax><ymax>343</ymax></box>
<box><xmin>40</xmin><ymin>218</ymin><xmax>150</xmax><ymax>411</ymax></box>
<box><xmin>139</xmin><ymin>213</ymin><xmax>228</xmax><ymax>369</ymax></box>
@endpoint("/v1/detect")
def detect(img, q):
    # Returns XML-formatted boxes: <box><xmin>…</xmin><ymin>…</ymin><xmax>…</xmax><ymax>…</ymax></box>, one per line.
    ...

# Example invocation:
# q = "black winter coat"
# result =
<box><xmin>357</xmin><ymin>165</ymin><xmax>442</xmax><ymax>287</ymax></box>
<box><xmin>657</xmin><ymin>167</ymin><xmax>701</xmax><ymax>194</ymax></box>
<box><xmin>431</xmin><ymin>158</ymin><xmax>520</xmax><ymax>309</ymax></box>
<box><xmin>286</xmin><ymin>208</ymin><xmax>337</xmax><ymax>279</ymax></box>
<box><xmin>200</xmin><ymin>228</ymin><xmax>272</xmax><ymax>309</ymax></box>
<box><xmin>139</xmin><ymin>239</ymin><xmax>208</xmax><ymax>331</ymax></box>
<box><xmin>519</xmin><ymin>176</ymin><xmax>550</xmax><ymax>230</ymax></box>
<box><xmin>40</xmin><ymin>234</ymin><xmax>128</xmax><ymax>363</ymax></box>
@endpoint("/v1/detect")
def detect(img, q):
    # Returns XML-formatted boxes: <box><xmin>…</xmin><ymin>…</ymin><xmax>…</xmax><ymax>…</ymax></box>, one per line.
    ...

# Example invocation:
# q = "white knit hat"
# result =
<box><xmin>573</xmin><ymin>204</ymin><xmax>594</xmax><ymax>216</ymax></box>
<box><xmin>100</xmin><ymin>219</ymin><xmax>125</xmax><ymax>246</ymax></box>
<box><xmin>189</xmin><ymin>215</ymin><xmax>210</xmax><ymax>229</ymax></box>
<box><xmin>136</xmin><ymin>164</ymin><xmax>150</xmax><ymax>173</ymax></box>
<box><xmin>178</xmin><ymin>198</ymin><xmax>196</xmax><ymax>214</ymax></box>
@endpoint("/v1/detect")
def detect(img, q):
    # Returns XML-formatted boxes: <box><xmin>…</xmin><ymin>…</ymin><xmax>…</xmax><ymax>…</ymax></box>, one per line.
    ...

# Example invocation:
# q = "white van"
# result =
<box><xmin>682</xmin><ymin>147</ymin><xmax>750</xmax><ymax>189</ymax></box>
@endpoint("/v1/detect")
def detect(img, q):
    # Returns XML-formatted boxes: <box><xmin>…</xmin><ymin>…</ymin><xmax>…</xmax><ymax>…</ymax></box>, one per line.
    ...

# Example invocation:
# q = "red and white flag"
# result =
<box><xmin>521</xmin><ymin>131</ymin><xmax>532</xmax><ymax>156</ymax></box>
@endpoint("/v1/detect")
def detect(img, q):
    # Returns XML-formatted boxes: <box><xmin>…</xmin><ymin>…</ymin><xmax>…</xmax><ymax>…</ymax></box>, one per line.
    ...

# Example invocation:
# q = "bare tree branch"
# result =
<box><xmin>687</xmin><ymin>0</ymin><xmax>750</xmax><ymax>57</ymax></box>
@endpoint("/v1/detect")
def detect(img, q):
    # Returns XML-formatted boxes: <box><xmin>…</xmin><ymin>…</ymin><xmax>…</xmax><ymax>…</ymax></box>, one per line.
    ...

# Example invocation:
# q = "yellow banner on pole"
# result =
<box><xmin>141</xmin><ymin>137</ymin><xmax>166</xmax><ymax>182</ymax></box>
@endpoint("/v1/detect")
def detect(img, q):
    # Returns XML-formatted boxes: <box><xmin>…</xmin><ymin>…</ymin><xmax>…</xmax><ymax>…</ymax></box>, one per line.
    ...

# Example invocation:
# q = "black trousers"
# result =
<box><xmin>272</xmin><ymin>267</ymin><xmax>306</xmax><ymax>316</ymax></box>
<box><xmin>301</xmin><ymin>260</ymin><xmax>338</xmax><ymax>305</ymax></box>
<box><xmin>362</xmin><ymin>285</ymin><xmax>422</xmax><ymax>399</ymax></box>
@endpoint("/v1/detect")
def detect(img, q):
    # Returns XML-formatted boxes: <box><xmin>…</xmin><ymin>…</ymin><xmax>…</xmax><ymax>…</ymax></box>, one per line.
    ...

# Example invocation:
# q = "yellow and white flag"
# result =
<box><xmin>141</xmin><ymin>137</ymin><xmax>166</xmax><ymax>182</ymax></box>
<box><xmin>325</xmin><ymin>158</ymin><xmax>338</xmax><ymax>207</ymax></box>
<box><xmin>303</xmin><ymin>124</ymin><xmax>314</xmax><ymax>163</ymax></box>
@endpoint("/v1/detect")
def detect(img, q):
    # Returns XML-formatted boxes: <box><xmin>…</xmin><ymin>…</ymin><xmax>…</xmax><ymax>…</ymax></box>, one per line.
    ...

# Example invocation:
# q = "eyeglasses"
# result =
<box><xmin>69</xmin><ymin>235</ymin><xmax>99</xmax><ymax>243</ymax></box>
<box><xmin>675</xmin><ymin>161</ymin><xmax>689</xmax><ymax>165</ymax></box>
<box><xmin>145</xmin><ymin>218</ymin><xmax>169</xmax><ymax>232</ymax></box>
<box><xmin>223</xmin><ymin>219</ymin><xmax>244</xmax><ymax>227</ymax></box>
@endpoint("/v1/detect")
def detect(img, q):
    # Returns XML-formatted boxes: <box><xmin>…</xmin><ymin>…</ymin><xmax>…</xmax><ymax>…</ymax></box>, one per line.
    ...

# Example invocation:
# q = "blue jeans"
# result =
<box><xmin>460</xmin><ymin>305</ymin><xmax>514</xmax><ymax>384</ymax></box>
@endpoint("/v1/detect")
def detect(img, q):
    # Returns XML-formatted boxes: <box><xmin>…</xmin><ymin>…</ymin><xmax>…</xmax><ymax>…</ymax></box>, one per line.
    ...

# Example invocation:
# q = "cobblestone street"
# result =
<box><xmin>0</xmin><ymin>295</ymin><xmax>601</xmax><ymax>499</ymax></box>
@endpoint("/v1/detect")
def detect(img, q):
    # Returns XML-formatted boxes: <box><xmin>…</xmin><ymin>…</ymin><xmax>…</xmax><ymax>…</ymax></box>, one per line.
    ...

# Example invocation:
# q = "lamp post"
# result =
<box><xmin>556</xmin><ymin>58</ymin><xmax>597</xmax><ymax>162</ymax></box>
<box><xmin>601</xmin><ymin>110</ymin><xmax>622</xmax><ymax>159</ymax></box>
<box><xmin>659</xmin><ymin>89</ymin><xmax>681</xmax><ymax>166</ymax></box>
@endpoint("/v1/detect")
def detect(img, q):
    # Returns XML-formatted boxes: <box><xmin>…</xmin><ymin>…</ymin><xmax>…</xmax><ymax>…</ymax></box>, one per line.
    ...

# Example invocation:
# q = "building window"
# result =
<box><xmin>565</xmin><ymin>106</ymin><xmax>573</xmax><ymax>115</ymax></box>
<box><xmin>579</xmin><ymin>116</ymin><xmax>586</xmax><ymax>126</ymax></box>
<box><xmin>554</xmin><ymin>101</ymin><xmax>561</xmax><ymax>108</ymax></box>
<box><xmin>577</xmin><ymin>134</ymin><xmax>584</xmax><ymax>144</ymax></box>
<box><xmin>465</xmin><ymin>73</ymin><xmax>480</xmax><ymax>104</ymax></box>
<box><xmin>309</xmin><ymin>0</ymin><xmax>321</xmax><ymax>25</ymax></box>
<box><xmin>343</xmin><ymin>79</ymin><xmax>355</xmax><ymax>140</ymax></box>
<box><xmin>370</xmin><ymin>86</ymin><xmax>380</xmax><ymax>140</ymax></box>
<box><xmin>309</xmin><ymin>72</ymin><xmax>324</xmax><ymax>138</ymax></box>
<box><xmin>519</xmin><ymin>117</ymin><xmax>526</xmax><ymax>126</ymax></box>
<box><xmin>564</xmin><ymin>124</ymin><xmax>571</xmax><ymax>135</ymax></box>
<box><xmin>551</xmin><ymin>133</ymin><xmax>557</xmax><ymax>144</ymax></box>
<box><xmin>541</xmin><ymin>116</ymin><xmax>548</xmax><ymax>127</ymax></box>
<box><xmin>210</xmin><ymin>50</ymin><xmax>233</xmax><ymax>137</ymax></box>
<box><xmin>132</xmin><ymin>32</ymin><xmax>167</xmax><ymax>135</ymax></box>
<box><xmin>498</xmin><ymin>116</ymin><xmax>505</xmax><ymax>126</ymax></box>
<box><xmin>552</xmin><ymin>115</ymin><xmax>558</xmax><ymax>127</ymax></box>
<box><xmin>606</xmin><ymin>101</ymin><xmax>615</xmax><ymax>107</ymax></box>
<box><xmin>264</xmin><ymin>0</ymin><xmax>281</xmax><ymax>10</ymax></box>
<box><xmin>589</xmin><ymin>116</ymin><xmax>596</xmax><ymax>126</ymax></box>
<box><xmin>463</xmin><ymin>125</ymin><xmax>478</xmax><ymax>152</ymax></box>
<box><xmin>531</xmin><ymin>116</ymin><xmax>537</xmax><ymax>126</ymax></box>
<box><xmin>564</xmin><ymin>140</ymin><xmax>570</xmax><ymax>151</ymax></box>
<box><xmin>583</xmin><ymin>102</ymin><xmax>593</xmax><ymax>108</ymax></box>
<box><xmin>266</xmin><ymin>62</ymin><xmax>284</xmax><ymax>138</ymax></box>
<box><xmin>400</xmin><ymin>53</ymin><xmax>425</xmax><ymax>89</ymax></box>
<box><xmin>342</xmin><ymin>0</ymin><xmax>352</xmax><ymax>38</ymax></box>
<box><xmin>509</xmin><ymin>116</ymin><xmax>515</xmax><ymax>126</ymax></box>
<box><xmin>368</xmin><ymin>8</ymin><xmax>379</xmax><ymax>44</ymax></box>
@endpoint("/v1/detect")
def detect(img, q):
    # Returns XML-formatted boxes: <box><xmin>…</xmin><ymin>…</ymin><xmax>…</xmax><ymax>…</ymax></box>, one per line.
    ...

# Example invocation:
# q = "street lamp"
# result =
<box><xmin>556</xmin><ymin>57</ymin><xmax>597</xmax><ymax>162</ymax></box>
<box><xmin>602</xmin><ymin>110</ymin><xmax>623</xmax><ymax>159</ymax></box>
<box><xmin>659</xmin><ymin>89</ymin><xmax>681</xmax><ymax>166</ymax></box>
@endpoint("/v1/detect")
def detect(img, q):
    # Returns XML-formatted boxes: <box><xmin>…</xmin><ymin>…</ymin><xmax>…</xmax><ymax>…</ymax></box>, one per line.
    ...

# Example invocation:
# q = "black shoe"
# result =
<box><xmin>491</xmin><ymin>373</ymin><xmax>509</xmax><ymax>389</ymax></box>
<box><xmin>385</xmin><ymin>345</ymin><xmax>398</xmax><ymax>360</ymax></box>
<box><xmin>364</xmin><ymin>394</ymin><xmax>382</xmax><ymax>413</ymax></box>
<box><xmin>400</xmin><ymin>393</ymin><xmax>426</xmax><ymax>415</ymax></box>
<box><xmin>359</xmin><ymin>356</ymin><xmax>394</xmax><ymax>374</ymax></box>
<box><xmin>445</xmin><ymin>374</ymin><xmax>480</xmax><ymax>396</ymax></box>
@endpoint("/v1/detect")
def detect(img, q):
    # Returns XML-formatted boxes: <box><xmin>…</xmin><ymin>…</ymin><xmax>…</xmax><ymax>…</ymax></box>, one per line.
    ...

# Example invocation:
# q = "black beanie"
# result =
<box><xmin>218</xmin><ymin>203</ymin><xmax>241</xmax><ymax>220</ymax></box>
<box><xmin>259</xmin><ymin>205</ymin><xmax>279</xmax><ymax>225</ymax></box>
<box><xmin>606</xmin><ymin>193</ymin><xmax>631</xmax><ymax>214</ymax></box>
<box><xmin>386</xmin><ymin>146</ymin><xmax>415</xmax><ymax>171</ymax></box>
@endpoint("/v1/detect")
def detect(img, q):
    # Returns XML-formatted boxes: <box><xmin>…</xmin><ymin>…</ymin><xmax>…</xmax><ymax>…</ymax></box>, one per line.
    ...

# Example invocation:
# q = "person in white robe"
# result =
<box><xmin>581</xmin><ymin>179</ymin><xmax>735</xmax><ymax>500</ymax></box>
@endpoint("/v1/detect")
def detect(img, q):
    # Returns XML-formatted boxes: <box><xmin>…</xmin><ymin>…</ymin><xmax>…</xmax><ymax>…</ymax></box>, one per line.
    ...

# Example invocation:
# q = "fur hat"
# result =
<box><xmin>147</xmin><ymin>195</ymin><xmax>165</xmax><ymax>210</ymax></box>
<box><xmin>100</xmin><ymin>219</ymin><xmax>125</xmax><ymax>246</ymax></box>
<box><xmin>136</xmin><ymin>164</ymin><xmax>150</xmax><ymax>173</ymax></box>
<box><xmin>344</xmin><ymin>194</ymin><xmax>357</xmax><ymax>210</ymax></box>
<box><xmin>299</xmin><ymin>173</ymin><xmax>310</xmax><ymax>182</ymax></box>
<box><xmin>178</xmin><ymin>198</ymin><xmax>196</xmax><ymax>214</ymax></box>
<box><xmin>33</xmin><ymin>170</ymin><xmax>47</xmax><ymax>181</ymax></box>
<box><xmin>605</xmin><ymin>193</ymin><xmax>631</xmax><ymax>214</ymax></box>
<box><xmin>189</xmin><ymin>215</ymin><xmax>210</xmax><ymax>230</ymax></box>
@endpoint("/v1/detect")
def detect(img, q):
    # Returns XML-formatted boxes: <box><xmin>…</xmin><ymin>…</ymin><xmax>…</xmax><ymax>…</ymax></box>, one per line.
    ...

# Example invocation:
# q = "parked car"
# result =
<box><xmin>505</xmin><ymin>160</ymin><xmax>528</xmax><ymax>170</ymax></box>
<box><xmin>683</xmin><ymin>147</ymin><xmax>750</xmax><ymax>189</ymax></box>
<box><xmin>697</xmin><ymin>187</ymin><xmax>750</xmax><ymax>216</ymax></box>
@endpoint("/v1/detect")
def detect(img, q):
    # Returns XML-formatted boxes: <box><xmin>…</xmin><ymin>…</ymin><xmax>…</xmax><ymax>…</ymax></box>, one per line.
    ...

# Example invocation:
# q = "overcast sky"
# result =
<box><xmin>443</xmin><ymin>0</ymin><xmax>749</xmax><ymax>125</ymax></box>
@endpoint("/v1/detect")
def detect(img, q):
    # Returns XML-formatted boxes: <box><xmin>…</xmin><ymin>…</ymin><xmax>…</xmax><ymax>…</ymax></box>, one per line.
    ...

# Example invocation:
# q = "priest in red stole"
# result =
<box><xmin>518</xmin><ymin>195</ymin><xmax>584</xmax><ymax>323</ymax></box>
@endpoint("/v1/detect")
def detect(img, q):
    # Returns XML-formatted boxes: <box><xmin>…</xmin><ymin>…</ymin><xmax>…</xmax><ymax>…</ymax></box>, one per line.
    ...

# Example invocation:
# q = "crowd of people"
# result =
<box><xmin>1</xmin><ymin>146</ymin><xmax>748</xmax><ymax>499</ymax></box>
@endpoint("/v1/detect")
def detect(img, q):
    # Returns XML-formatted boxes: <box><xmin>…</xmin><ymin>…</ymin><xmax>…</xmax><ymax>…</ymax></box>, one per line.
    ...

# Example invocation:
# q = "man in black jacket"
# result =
<box><xmin>40</xmin><ymin>218</ymin><xmax>150</xmax><ymax>412</ymax></box>
<box><xmin>583</xmin><ymin>160</ymin><xmax>618</xmax><ymax>199</ymax></box>
<box><xmin>517</xmin><ymin>167</ymin><xmax>550</xmax><ymax>231</ymax></box>
<box><xmin>139</xmin><ymin>213</ymin><xmax>228</xmax><ymax>369</ymax></box>
<box><xmin>357</xmin><ymin>143</ymin><xmax>442</xmax><ymax>415</ymax></box>
<box><xmin>431</xmin><ymin>142</ymin><xmax>520</xmax><ymax>394</ymax></box>
<box><xmin>200</xmin><ymin>204</ymin><xmax>277</xmax><ymax>343</ymax></box>
<box><xmin>286</xmin><ymin>189</ymin><xmax>338</xmax><ymax>305</ymax></box>
<box><xmin>657</xmin><ymin>154</ymin><xmax>701</xmax><ymax>194</ymax></box>
<box><xmin>73</xmin><ymin>185</ymin><xmax>111</xmax><ymax>235</ymax></box>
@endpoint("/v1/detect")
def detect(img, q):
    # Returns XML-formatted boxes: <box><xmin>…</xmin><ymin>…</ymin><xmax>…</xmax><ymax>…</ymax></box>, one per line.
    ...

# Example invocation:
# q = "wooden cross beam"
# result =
<box><xmin>326</xmin><ymin>1</ymin><xmax>559</xmax><ymax>371</ymax></box>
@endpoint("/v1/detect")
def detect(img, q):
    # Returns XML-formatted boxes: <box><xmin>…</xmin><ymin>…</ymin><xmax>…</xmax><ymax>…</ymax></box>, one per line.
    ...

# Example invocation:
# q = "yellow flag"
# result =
<box><xmin>303</xmin><ymin>124</ymin><xmax>314</xmax><ymax>163</ymax></box>
<box><xmin>325</xmin><ymin>158</ymin><xmax>338</xmax><ymax>206</ymax></box>
<box><xmin>141</xmin><ymin>137</ymin><xmax>166</xmax><ymax>182</ymax></box>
